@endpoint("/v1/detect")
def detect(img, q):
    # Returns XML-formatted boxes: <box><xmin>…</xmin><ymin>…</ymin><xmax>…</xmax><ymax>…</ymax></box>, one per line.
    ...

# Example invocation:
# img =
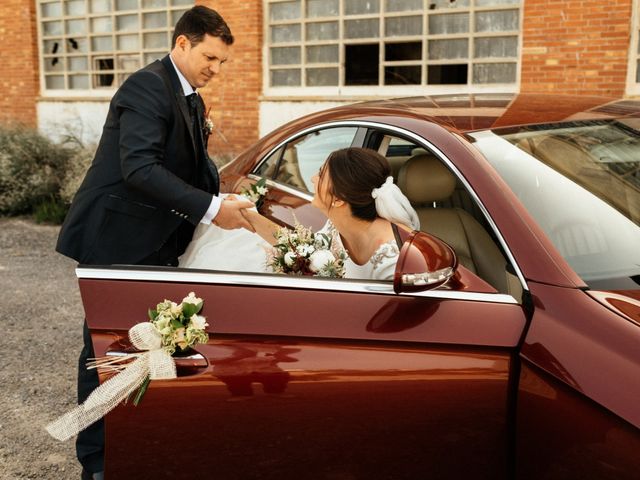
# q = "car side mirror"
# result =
<box><xmin>393</xmin><ymin>230</ymin><xmax>458</xmax><ymax>294</ymax></box>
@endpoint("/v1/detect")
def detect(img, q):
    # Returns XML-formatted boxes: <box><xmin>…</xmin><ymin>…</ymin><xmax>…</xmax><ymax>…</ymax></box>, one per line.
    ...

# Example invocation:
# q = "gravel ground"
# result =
<box><xmin>0</xmin><ymin>218</ymin><xmax>82</xmax><ymax>479</ymax></box>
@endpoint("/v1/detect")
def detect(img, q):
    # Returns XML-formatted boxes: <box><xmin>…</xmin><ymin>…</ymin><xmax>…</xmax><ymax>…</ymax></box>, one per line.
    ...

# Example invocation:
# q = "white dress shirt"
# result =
<box><xmin>169</xmin><ymin>54</ymin><xmax>221</xmax><ymax>225</ymax></box>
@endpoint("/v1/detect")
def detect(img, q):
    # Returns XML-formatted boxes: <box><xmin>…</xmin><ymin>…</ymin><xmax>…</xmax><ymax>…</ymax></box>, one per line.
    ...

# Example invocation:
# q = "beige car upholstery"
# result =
<box><xmin>397</xmin><ymin>153</ymin><xmax>513</xmax><ymax>294</ymax></box>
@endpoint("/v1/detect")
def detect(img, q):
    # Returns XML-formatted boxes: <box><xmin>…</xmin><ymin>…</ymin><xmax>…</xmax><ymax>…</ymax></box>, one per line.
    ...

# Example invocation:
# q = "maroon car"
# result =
<box><xmin>79</xmin><ymin>94</ymin><xmax>640</xmax><ymax>479</ymax></box>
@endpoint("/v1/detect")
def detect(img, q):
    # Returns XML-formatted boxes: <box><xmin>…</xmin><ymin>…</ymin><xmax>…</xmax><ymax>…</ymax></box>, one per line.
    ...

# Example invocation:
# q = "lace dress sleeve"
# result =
<box><xmin>368</xmin><ymin>242</ymin><xmax>400</xmax><ymax>281</ymax></box>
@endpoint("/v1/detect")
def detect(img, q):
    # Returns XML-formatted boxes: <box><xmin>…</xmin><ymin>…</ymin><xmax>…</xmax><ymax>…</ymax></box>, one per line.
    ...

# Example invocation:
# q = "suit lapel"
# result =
<box><xmin>160</xmin><ymin>55</ymin><xmax>197</xmax><ymax>153</ymax></box>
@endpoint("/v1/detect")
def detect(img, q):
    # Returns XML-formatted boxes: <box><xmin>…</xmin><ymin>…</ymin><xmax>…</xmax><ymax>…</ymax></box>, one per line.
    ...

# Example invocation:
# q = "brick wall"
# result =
<box><xmin>0</xmin><ymin>0</ymin><xmax>40</xmax><ymax>127</ymax></box>
<box><xmin>198</xmin><ymin>0</ymin><xmax>262</xmax><ymax>159</ymax></box>
<box><xmin>520</xmin><ymin>0</ymin><xmax>633</xmax><ymax>96</ymax></box>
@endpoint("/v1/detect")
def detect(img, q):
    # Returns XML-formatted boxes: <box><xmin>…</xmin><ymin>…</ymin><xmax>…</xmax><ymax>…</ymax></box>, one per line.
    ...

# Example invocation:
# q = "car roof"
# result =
<box><xmin>321</xmin><ymin>93</ymin><xmax>640</xmax><ymax>133</ymax></box>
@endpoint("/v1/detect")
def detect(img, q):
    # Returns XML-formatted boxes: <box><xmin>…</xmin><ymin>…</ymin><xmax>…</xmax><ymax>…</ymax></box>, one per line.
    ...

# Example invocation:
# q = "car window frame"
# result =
<box><xmin>249</xmin><ymin>120</ymin><xmax>529</xmax><ymax>295</ymax></box>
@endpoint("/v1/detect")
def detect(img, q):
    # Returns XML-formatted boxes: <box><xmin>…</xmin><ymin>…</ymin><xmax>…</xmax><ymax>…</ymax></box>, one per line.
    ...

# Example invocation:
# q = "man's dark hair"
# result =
<box><xmin>172</xmin><ymin>6</ymin><xmax>234</xmax><ymax>47</ymax></box>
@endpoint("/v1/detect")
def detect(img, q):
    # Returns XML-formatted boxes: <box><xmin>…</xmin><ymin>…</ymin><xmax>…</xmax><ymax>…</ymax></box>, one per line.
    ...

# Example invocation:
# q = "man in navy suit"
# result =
<box><xmin>56</xmin><ymin>7</ymin><xmax>251</xmax><ymax>479</ymax></box>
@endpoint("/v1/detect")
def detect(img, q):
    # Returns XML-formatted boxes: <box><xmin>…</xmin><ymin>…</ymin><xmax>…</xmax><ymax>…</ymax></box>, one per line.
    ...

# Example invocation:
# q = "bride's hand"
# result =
<box><xmin>240</xmin><ymin>208</ymin><xmax>262</xmax><ymax>232</ymax></box>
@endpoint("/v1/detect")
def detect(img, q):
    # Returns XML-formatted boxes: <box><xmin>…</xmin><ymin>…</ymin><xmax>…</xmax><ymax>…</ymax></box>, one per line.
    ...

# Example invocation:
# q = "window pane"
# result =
<box><xmin>473</xmin><ymin>62</ymin><xmax>516</xmax><ymax>83</ymax></box>
<box><xmin>306</xmin><ymin>45</ymin><xmax>339</xmax><ymax>63</ymax></box>
<box><xmin>271</xmin><ymin>69</ymin><xmax>301</xmax><ymax>86</ymax></box>
<box><xmin>385</xmin><ymin>65</ymin><xmax>421</xmax><ymax>84</ymax></box>
<box><xmin>271</xmin><ymin>47</ymin><xmax>301</xmax><ymax>65</ymax></box>
<box><xmin>307</xmin><ymin>0</ymin><xmax>338</xmax><ymax>17</ymax></box>
<box><xmin>143</xmin><ymin>11</ymin><xmax>167</xmax><ymax>29</ymax></box>
<box><xmin>171</xmin><ymin>9</ymin><xmax>188</xmax><ymax>23</ymax></box>
<box><xmin>428</xmin><ymin>0</ymin><xmax>469</xmax><ymax>9</ymax></box>
<box><xmin>474</xmin><ymin>36</ymin><xmax>517</xmax><ymax>58</ymax></box>
<box><xmin>92</xmin><ymin>36</ymin><xmax>113</xmax><ymax>51</ymax></box>
<box><xmin>43</xmin><ymin>39</ymin><xmax>60</xmax><ymax>55</ymax></box>
<box><xmin>429</xmin><ymin>13</ymin><xmax>469</xmax><ymax>34</ymax></box>
<box><xmin>385</xmin><ymin>16</ymin><xmax>422</xmax><ymax>36</ymax></box>
<box><xmin>306</xmin><ymin>67</ymin><xmax>339</xmax><ymax>86</ymax></box>
<box><xmin>475</xmin><ymin>0</ymin><xmax>519</xmax><ymax>6</ymax></box>
<box><xmin>65</xmin><ymin>0</ymin><xmax>86</xmax><ymax>15</ymax></box>
<box><xmin>117</xmin><ymin>34</ymin><xmax>140</xmax><ymax>50</ymax></box>
<box><xmin>66</xmin><ymin>19</ymin><xmax>86</xmax><ymax>35</ymax></box>
<box><xmin>427</xmin><ymin>64</ymin><xmax>467</xmax><ymax>84</ymax></box>
<box><xmin>637</xmin><ymin>60</ymin><xmax>640</xmax><ymax>83</ymax></box>
<box><xmin>385</xmin><ymin>42</ymin><xmax>422</xmax><ymax>61</ymax></box>
<box><xmin>115</xmin><ymin>0</ymin><xmax>138</xmax><ymax>11</ymax></box>
<box><xmin>143</xmin><ymin>32</ymin><xmax>167</xmax><ymax>48</ymax></box>
<box><xmin>66</xmin><ymin>37</ymin><xmax>88</xmax><ymax>53</ymax></box>
<box><xmin>345</xmin><ymin>43</ymin><xmax>379</xmax><ymax>85</ymax></box>
<box><xmin>118</xmin><ymin>55</ymin><xmax>140</xmax><ymax>71</ymax></box>
<box><xmin>345</xmin><ymin>0</ymin><xmax>380</xmax><ymax>15</ymax></box>
<box><xmin>43</xmin><ymin>21</ymin><xmax>63</xmax><ymax>36</ymax></box>
<box><xmin>306</xmin><ymin>21</ymin><xmax>338</xmax><ymax>40</ymax></box>
<box><xmin>69</xmin><ymin>75</ymin><xmax>90</xmax><ymax>89</ymax></box>
<box><xmin>270</xmin><ymin>1</ymin><xmax>301</xmax><ymax>21</ymax></box>
<box><xmin>142</xmin><ymin>0</ymin><xmax>167</xmax><ymax>7</ymax></box>
<box><xmin>428</xmin><ymin>39</ymin><xmax>468</xmax><ymax>59</ymax></box>
<box><xmin>277</xmin><ymin>127</ymin><xmax>358</xmax><ymax>192</ymax></box>
<box><xmin>45</xmin><ymin>75</ymin><xmax>65</xmax><ymax>89</ymax></box>
<box><xmin>91</xmin><ymin>16</ymin><xmax>113</xmax><ymax>33</ymax></box>
<box><xmin>385</xmin><ymin>0</ymin><xmax>422</xmax><ymax>12</ymax></box>
<box><xmin>345</xmin><ymin>19</ymin><xmax>379</xmax><ymax>39</ymax></box>
<box><xmin>144</xmin><ymin>52</ymin><xmax>164</xmax><ymax>64</ymax></box>
<box><xmin>475</xmin><ymin>10</ymin><xmax>519</xmax><ymax>32</ymax></box>
<box><xmin>271</xmin><ymin>24</ymin><xmax>301</xmax><ymax>43</ymax></box>
<box><xmin>116</xmin><ymin>14</ymin><xmax>139</xmax><ymax>30</ymax></box>
<box><xmin>171</xmin><ymin>0</ymin><xmax>192</xmax><ymax>5</ymax></box>
<box><xmin>44</xmin><ymin>56</ymin><xmax>63</xmax><ymax>72</ymax></box>
<box><xmin>89</xmin><ymin>0</ymin><xmax>110</xmax><ymax>13</ymax></box>
<box><xmin>41</xmin><ymin>2</ymin><xmax>62</xmax><ymax>18</ymax></box>
<box><xmin>68</xmin><ymin>56</ymin><xmax>88</xmax><ymax>70</ymax></box>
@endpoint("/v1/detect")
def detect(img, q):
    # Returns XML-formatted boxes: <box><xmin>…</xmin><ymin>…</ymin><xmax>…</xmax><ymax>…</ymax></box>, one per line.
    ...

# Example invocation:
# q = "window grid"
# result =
<box><xmin>267</xmin><ymin>0</ymin><xmax>522</xmax><ymax>89</ymax></box>
<box><xmin>37</xmin><ymin>0</ymin><xmax>190</xmax><ymax>92</ymax></box>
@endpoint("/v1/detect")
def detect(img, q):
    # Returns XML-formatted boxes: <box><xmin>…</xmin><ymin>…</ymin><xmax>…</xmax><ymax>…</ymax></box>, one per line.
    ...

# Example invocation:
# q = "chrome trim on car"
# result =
<box><xmin>76</xmin><ymin>267</ymin><xmax>519</xmax><ymax>305</ymax></box>
<box><xmin>247</xmin><ymin>174</ymin><xmax>313</xmax><ymax>201</ymax></box>
<box><xmin>249</xmin><ymin>119</ymin><xmax>529</xmax><ymax>292</ymax></box>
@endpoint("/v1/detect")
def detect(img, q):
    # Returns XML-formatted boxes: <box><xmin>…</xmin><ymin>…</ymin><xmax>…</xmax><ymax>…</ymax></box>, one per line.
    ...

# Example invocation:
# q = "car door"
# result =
<box><xmin>80</xmin><ymin>261</ymin><xmax>527</xmax><ymax>480</ymax></box>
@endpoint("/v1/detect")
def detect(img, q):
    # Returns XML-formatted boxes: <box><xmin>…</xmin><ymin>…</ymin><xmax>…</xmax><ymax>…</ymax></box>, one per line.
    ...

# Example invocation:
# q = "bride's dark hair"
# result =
<box><xmin>321</xmin><ymin>147</ymin><xmax>391</xmax><ymax>222</ymax></box>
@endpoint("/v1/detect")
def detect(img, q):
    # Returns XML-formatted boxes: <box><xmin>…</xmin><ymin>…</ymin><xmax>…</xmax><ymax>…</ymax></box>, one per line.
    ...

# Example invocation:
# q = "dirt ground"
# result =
<box><xmin>0</xmin><ymin>218</ymin><xmax>82</xmax><ymax>479</ymax></box>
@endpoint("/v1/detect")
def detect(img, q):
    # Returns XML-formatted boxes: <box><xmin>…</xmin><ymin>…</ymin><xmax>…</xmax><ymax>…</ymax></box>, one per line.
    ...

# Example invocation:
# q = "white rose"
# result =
<box><xmin>296</xmin><ymin>244</ymin><xmax>314</xmax><ymax>256</ymax></box>
<box><xmin>309</xmin><ymin>249</ymin><xmax>335</xmax><ymax>273</ymax></box>
<box><xmin>284</xmin><ymin>251</ymin><xmax>296</xmax><ymax>266</ymax></box>
<box><xmin>182</xmin><ymin>292</ymin><xmax>202</xmax><ymax>305</ymax></box>
<box><xmin>256</xmin><ymin>186</ymin><xmax>268</xmax><ymax>195</ymax></box>
<box><xmin>190</xmin><ymin>313</ymin><xmax>208</xmax><ymax>330</ymax></box>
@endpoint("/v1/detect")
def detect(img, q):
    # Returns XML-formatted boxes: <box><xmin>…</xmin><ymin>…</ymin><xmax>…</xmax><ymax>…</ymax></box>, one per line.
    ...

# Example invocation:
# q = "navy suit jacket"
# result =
<box><xmin>56</xmin><ymin>55</ymin><xmax>219</xmax><ymax>265</ymax></box>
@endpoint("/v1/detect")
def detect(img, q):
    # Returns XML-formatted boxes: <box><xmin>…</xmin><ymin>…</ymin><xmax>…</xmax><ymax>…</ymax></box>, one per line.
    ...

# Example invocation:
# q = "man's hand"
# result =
<box><xmin>213</xmin><ymin>197</ymin><xmax>255</xmax><ymax>231</ymax></box>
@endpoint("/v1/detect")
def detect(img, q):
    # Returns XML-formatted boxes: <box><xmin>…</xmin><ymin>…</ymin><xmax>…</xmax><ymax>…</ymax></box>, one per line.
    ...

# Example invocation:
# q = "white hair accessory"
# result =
<box><xmin>371</xmin><ymin>176</ymin><xmax>420</xmax><ymax>230</ymax></box>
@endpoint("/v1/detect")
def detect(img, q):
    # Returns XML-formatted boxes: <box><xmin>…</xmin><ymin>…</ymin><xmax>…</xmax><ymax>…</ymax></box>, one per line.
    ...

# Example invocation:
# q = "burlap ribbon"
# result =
<box><xmin>46</xmin><ymin>322</ymin><xmax>176</xmax><ymax>441</ymax></box>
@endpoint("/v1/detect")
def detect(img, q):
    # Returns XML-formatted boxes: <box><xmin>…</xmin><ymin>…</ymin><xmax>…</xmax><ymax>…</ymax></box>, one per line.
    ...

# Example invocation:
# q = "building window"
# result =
<box><xmin>38</xmin><ymin>0</ymin><xmax>191</xmax><ymax>92</ymax></box>
<box><xmin>266</xmin><ymin>0</ymin><xmax>522</xmax><ymax>91</ymax></box>
<box><xmin>629</xmin><ymin>1</ymin><xmax>640</xmax><ymax>95</ymax></box>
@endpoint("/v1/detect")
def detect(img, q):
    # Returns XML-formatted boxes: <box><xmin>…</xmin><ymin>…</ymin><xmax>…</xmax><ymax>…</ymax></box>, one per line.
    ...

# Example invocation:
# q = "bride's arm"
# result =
<box><xmin>240</xmin><ymin>209</ymin><xmax>280</xmax><ymax>245</ymax></box>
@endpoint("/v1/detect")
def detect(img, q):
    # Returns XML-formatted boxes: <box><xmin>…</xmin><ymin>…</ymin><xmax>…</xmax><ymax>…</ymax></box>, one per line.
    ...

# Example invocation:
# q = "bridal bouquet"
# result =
<box><xmin>241</xmin><ymin>177</ymin><xmax>268</xmax><ymax>211</ymax></box>
<box><xmin>267</xmin><ymin>223</ymin><xmax>347</xmax><ymax>278</ymax></box>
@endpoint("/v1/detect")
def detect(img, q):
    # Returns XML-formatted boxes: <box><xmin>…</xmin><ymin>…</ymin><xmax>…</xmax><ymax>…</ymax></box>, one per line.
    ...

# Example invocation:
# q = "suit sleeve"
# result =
<box><xmin>116</xmin><ymin>70</ymin><xmax>213</xmax><ymax>225</ymax></box>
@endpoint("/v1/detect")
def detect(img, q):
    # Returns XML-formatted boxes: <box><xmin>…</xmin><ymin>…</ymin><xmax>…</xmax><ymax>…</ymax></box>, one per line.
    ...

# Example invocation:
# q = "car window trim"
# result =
<box><xmin>249</xmin><ymin>119</ymin><xmax>529</xmax><ymax>293</ymax></box>
<box><xmin>76</xmin><ymin>267</ymin><xmax>519</xmax><ymax>305</ymax></box>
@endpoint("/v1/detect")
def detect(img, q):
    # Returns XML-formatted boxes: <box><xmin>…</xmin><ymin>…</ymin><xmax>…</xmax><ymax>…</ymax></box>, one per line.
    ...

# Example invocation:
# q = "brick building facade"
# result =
<box><xmin>1</xmin><ymin>0</ymin><xmax>639</xmax><ymax>159</ymax></box>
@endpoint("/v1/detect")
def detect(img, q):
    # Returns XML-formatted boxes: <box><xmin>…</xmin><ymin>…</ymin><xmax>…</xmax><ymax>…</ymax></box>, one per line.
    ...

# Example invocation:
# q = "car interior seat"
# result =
<box><xmin>397</xmin><ymin>152</ymin><xmax>518</xmax><ymax>295</ymax></box>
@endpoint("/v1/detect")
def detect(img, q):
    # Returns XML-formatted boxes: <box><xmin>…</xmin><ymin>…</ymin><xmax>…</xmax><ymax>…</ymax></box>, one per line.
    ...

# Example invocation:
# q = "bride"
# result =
<box><xmin>179</xmin><ymin>147</ymin><xmax>420</xmax><ymax>281</ymax></box>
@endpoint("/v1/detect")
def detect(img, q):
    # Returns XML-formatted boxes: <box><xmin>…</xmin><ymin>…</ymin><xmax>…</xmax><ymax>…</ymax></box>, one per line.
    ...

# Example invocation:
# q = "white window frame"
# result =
<box><xmin>36</xmin><ymin>0</ymin><xmax>191</xmax><ymax>98</ymax></box>
<box><xmin>627</xmin><ymin>0</ymin><xmax>640</xmax><ymax>96</ymax></box>
<box><xmin>263</xmin><ymin>0</ymin><xmax>523</xmax><ymax>99</ymax></box>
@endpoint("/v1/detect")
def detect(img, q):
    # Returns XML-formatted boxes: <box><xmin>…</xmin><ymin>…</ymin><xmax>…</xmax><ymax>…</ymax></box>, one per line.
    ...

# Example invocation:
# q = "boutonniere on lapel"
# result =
<box><xmin>203</xmin><ymin>105</ymin><xmax>214</xmax><ymax>137</ymax></box>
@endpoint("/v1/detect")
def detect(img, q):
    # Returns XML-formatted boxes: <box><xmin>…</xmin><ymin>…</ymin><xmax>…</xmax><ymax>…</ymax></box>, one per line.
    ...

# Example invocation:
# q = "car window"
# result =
<box><xmin>272</xmin><ymin>127</ymin><xmax>359</xmax><ymax>193</ymax></box>
<box><xmin>471</xmin><ymin>120</ymin><xmax>640</xmax><ymax>290</ymax></box>
<box><xmin>254</xmin><ymin>145</ymin><xmax>283</xmax><ymax>179</ymax></box>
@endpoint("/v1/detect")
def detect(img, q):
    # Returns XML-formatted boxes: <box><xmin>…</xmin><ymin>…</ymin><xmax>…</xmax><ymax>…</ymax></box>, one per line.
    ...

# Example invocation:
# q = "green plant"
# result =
<box><xmin>33</xmin><ymin>195</ymin><xmax>69</xmax><ymax>224</ymax></box>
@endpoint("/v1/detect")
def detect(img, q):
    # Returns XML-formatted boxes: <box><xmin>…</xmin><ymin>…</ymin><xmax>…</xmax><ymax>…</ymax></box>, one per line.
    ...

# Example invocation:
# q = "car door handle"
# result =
<box><xmin>105</xmin><ymin>349</ymin><xmax>208</xmax><ymax>372</ymax></box>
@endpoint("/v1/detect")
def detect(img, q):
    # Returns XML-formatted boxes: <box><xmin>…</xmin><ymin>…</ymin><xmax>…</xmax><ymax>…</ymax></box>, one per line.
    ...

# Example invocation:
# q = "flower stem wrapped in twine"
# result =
<box><xmin>46</xmin><ymin>322</ymin><xmax>176</xmax><ymax>441</ymax></box>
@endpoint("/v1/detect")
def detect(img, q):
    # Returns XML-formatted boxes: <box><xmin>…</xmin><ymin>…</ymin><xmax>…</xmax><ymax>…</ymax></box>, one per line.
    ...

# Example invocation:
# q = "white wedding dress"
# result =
<box><xmin>179</xmin><ymin>220</ymin><xmax>400</xmax><ymax>281</ymax></box>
